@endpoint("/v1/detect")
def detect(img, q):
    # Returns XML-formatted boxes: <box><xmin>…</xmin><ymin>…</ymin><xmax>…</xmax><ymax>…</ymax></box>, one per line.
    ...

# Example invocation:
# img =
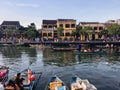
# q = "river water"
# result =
<box><xmin>0</xmin><ymin>46</ymin><xmax>120</xmax><ymax>90</ymax></box>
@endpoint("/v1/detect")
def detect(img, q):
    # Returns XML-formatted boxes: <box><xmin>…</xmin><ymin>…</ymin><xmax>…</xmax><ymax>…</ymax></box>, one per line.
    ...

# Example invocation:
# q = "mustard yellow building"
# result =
<box><xmin>41</xmin><ymin>20</ymin><xmax>57</xmax><ymax>41</ymax></box>
<box><xmin>41</xmin><ymin>19</ymin><xmax>76</xmax><ymax>41</ymax></box>
<box><xmin>57</xmin><ymin>19</ymin><xmax>76</xmax><ymax>40</ymax></box>
<box><xmin>78</xmin><ymin>22</ymin><xmax>105</xmax><ymax>40</ymax></box>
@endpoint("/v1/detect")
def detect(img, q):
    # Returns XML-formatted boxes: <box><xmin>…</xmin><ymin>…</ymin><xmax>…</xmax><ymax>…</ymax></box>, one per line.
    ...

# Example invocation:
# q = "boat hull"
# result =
<box><xmin>71</xmin><ymin>76</ymin><xmax>97</xmax><ymax>90</ymax></box>
<box><xmin>74</xmin><ymin>51</ymin><xmax>104</xmax><ymax>55</ymax></box>
<box><xmin>5</xmin><ymin>69</ymin><xmax>42</xmax><ymax>90</ymax></box>
<box><xmin>45</xmin><ymin>75</ymin><xmax>69</xmax><ymax>90</ymax></box>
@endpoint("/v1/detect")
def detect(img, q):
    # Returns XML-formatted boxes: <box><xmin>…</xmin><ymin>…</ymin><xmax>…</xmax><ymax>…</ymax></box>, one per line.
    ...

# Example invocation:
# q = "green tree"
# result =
<box><xmin>79</xmin><ymin>26</ymin><xmax>93</xmax><ymax>40</ymax></box>
<box><xmin>107</xmin><ymin>24</ymin><xmax>120</xmax><ymax>37</ymax></box>
<box><xmin>99</xmin><ymin>29</ymin><xmax>108</xmax><ymax>39</ymax></box>
<box><xmin>76</xmin><ymin>26</ymin><xmax>82</xmax><ymax>39</ymax></box>
<box><xmin>57</xmin><ymin>27</ymin><xmax>64</xmax><ymax>40</ymax></box>
<box><xmin>71</xmin><ymin>31</ymin><xmax>77</xmax><ymax>38</ymax></box>
<box><xmin>24</xmin><ymin>23</ymin><xmax>38</xmax><ymax>38</ymax></box>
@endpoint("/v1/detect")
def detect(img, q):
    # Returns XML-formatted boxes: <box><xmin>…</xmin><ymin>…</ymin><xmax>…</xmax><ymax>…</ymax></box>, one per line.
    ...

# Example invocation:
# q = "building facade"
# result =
<box><xmin>0</xmin><ymin>21</ymin><xmax>21</xmax><ymax>38</ymax></box>
<box><xmin>57</xmin><ymin>19</ymin><xmax>76</xmax><ymax>40</ymax></box>
<box><xmin>41</xmin><ymin>20</ymin><xmax>57</xmax><ymax>41</ymax></box>
<box><xmin>1</xmin><ymin>21</ymin><xmax>21</xmax><ymax>31</ymax></box>
<box><xmin>41</xmin><ymin>19</ymin><xmax>76</xmax><ymax>41</ymax></box>
<box><xmin>78</xmin><ymin>22</ymin><xmax>105</xmax><ymax>40</ymax></box>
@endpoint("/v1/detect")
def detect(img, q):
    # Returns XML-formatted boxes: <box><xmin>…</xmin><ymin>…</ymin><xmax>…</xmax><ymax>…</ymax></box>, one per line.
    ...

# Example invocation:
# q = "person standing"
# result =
<box><xmin>77</xmin><ymin>44</ymin><xmax>81</xmax><ymax>52</ymax></box>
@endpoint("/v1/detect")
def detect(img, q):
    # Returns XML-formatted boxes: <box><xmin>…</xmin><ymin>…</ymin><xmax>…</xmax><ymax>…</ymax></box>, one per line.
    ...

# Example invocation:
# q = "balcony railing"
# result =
<box><xmin>42</xmin><ymin>28</ymin><xmax>57</xmax><ymax>30</ymax></box>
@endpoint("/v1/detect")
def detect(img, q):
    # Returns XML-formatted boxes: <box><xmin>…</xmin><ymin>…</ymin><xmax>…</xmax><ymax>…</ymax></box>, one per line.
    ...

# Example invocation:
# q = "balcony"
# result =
<box><xmin>42</xmin><ymin>28</ymin><xmax>57</xmax><ymax>30</ymax></box>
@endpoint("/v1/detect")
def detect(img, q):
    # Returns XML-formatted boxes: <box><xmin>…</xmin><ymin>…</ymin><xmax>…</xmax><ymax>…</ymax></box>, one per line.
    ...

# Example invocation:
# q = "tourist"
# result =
<box><xmin>14</xmin><ymin>73</ymin><xmax>24</xmax><ymax>90</ymax></box>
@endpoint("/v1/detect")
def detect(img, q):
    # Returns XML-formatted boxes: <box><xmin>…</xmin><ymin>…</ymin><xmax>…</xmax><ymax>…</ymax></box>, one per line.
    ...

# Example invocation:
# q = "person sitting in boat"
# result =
<box><xmin>87</xmin><ymin>48</ymin><xmax>92</xmax><ymax>52</ymax></box>
<box><xmin>5</xmin><ymin>79</ymin><xmax>20</xmax><ymax>90</ymax></box>
<box><xmin>26</xmin><ymin>69</ymin><xmax>32</xmax><ymax>84</ymax></box>
<box><xmin>14</xmin><ymin>73</ymin><xmax>24</xmax><ymax>90</ymax></box>
<box><xmin>84</xmin><ymin>49</ymin><xmax>87</xmax><ymax>52</ymax></box>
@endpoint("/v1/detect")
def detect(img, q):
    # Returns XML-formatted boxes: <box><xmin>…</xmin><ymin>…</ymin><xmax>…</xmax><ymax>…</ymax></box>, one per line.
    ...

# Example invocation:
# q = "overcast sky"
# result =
<box><xmin>0</xmin><ymin>0</ymin><xmax>120</xmax><ymax>29</ymax></box>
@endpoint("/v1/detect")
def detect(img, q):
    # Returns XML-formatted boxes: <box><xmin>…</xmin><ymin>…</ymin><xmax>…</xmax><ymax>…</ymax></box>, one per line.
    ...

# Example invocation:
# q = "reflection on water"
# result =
<box><xmin>43</xmin><ymin>49</ymin><xmax>76</xmax><ymax>66</ymax></box>
<box><xmin>0</xmin><ymin>46</ymin><xmax>120</xmax><ymax>90</ymax></box>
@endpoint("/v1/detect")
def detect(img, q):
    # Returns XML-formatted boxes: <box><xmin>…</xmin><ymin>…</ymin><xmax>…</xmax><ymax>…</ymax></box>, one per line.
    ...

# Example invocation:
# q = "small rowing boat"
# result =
<box><xmin>45</xmin><ymin>75</ymin><xmax>69</xmax><ymax>90</ymax></box>
<box><xmin>5</xmin><ymin>69</ymin><xmax>42</xmax><ymax>90</ymax></box>
<box><xmin>71</xmin><ymin>75</ymin><xmax>97</xmax><ymax>90</ymax></box>
<box><xmin>52</xmin><ymin>47</ymin><xmax>75</xmax><ymax>51</ymax></box>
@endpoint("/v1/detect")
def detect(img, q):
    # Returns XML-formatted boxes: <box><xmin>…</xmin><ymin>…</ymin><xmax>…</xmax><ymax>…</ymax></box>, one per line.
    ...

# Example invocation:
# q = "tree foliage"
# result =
<box><xmin>79</xmin><ymin>26</ymin><xmax>93</xmax><ymax>35</ymax></box>
<box><xmin>71</xmin><ymin>31</ymin><xmax>77</xmax><ymax>37</ymax></box>
<box><xmin>57</xmin><ymin>27</ymin><xmax>64</xmax><ymax>39</ymax></box>
<box><xmin>107</xmin><ymin>24</ymin><xmax>120</xmax><ymax>36</ymax></box>
<box><xmin>24</xmin><ymin>23</ymin><xmax>38</xmax><ymax>38</ymax></box>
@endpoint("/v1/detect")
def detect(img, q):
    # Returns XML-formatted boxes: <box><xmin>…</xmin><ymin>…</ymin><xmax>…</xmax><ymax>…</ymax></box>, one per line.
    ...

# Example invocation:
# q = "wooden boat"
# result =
<box><xmin>71</xmin><ymin>75</ymin><xmax>97</xmax><ymax>90</ymax></box>
<box><xmin>5</xmin><ymin>69</ymin><xmax>42</xmax><ymax>90</ymax></box>
<box><xmin>73</xmin><ymin>51</ymin><xmax>104</xmax><ymax>55</ymax></box>
<box><xmin>52</xmin><ymin>48</ymin><xmax>73</xmax><ymax>51</ymax></box>
<box><xmin>0</xmin><ymin>66</ymin><xmax>9</xmax><ymax>84</ymax></box>
<box><xmin>45</xmin><ymin>75</ymin><xmax>69</xmax><ymax>90</ymax></box>
<box><xmin>52</xmin><ymin>47</ymin><xmax>75</xmax><ymax>51</ymax></box>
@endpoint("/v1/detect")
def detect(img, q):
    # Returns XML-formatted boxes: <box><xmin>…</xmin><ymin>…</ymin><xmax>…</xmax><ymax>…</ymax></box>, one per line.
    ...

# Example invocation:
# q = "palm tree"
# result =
<box><xmin>79</xmin><ymin>26</ymin><xmax>93</xmax><ymax>40</ymax></box>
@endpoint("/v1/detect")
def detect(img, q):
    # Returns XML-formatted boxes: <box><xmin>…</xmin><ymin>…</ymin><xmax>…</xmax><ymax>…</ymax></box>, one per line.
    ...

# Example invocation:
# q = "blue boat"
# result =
<box><xmin>45</xmin><ymin>75</ymin><xmax>69</xmax><ymax>90</ymax></box>
<box><xmin>5</xmin><ymin>69</ymin><xmax>42</xmax><ymax>90</ymax></box>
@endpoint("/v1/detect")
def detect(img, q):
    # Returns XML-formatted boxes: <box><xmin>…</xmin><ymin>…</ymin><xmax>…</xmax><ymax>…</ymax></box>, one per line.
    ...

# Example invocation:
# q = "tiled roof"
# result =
<box><xmin>1</xmin><ymin>21</ymin><xmax>20</xmax><ymax>26</ymax></box>
<box><xmin>80</xmin><ymin>22</ymin><xmax>99</xmax><ymax>24</ymax></box>
<box><xmin>43</xmin><ymin>20</ymin><xmax>57</xmax><ymax>24</ymax></box>
<box><xmin>57</xmin><ymin>19</ymin><xmax>76</xmax><ymax>21</ymax></box>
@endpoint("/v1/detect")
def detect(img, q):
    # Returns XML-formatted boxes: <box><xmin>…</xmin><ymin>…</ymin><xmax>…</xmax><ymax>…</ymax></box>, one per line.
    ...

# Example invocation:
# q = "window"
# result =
<box><xmin>59</xmin><ymin>24</ymin><xmax>63</xmax><ymax>27</ymax></box>
<box><xmin>65</xmin><ymin>24</ymin><xmax>70</xmax><ymax>28</ymax></box>
<box><xmin>43</xmin><ymin>26</ymin><xmax>47</xmax><ymax>28</ymax></box>
<box><xmin>43</xmin><ymin>33</ymin><xmax>47</xmax><ymax>36</ymax></box>
<box><xmin>48</xmin><ymin>26</ymin><xmax>52</xmax><ymax>28</ymax></box>
<box><xmin>94</xmin><ymin>27</ymin><xmax>98</xmax><ymax>30</ymax></box>
<box><xmin>48</xmin><ymin>33</ymin><xmax>52</xmax><ymax>36</ymax></box>
<box><xmin>99</xmin><ymin>27</ymin><xmax>103</xmax><ymax>30</ymax></box>
<box><xmin>66</xmin><ymin>32</ymin><xmax>70</xmax><ymax>36</ymax></box>
<box><xmin>71</xmin><ymin>24</ymin><xmax>75</xmax><ymax>28</ymax></box>
<box><xmin>2</xmin><ymin>26</ymin><xmax>6</xmax><ymax>30</ymax></box>
<box><xmin>54</xmin><ymin>25</ymin><xmax>57</xmax><ymax>28</ymax></box>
